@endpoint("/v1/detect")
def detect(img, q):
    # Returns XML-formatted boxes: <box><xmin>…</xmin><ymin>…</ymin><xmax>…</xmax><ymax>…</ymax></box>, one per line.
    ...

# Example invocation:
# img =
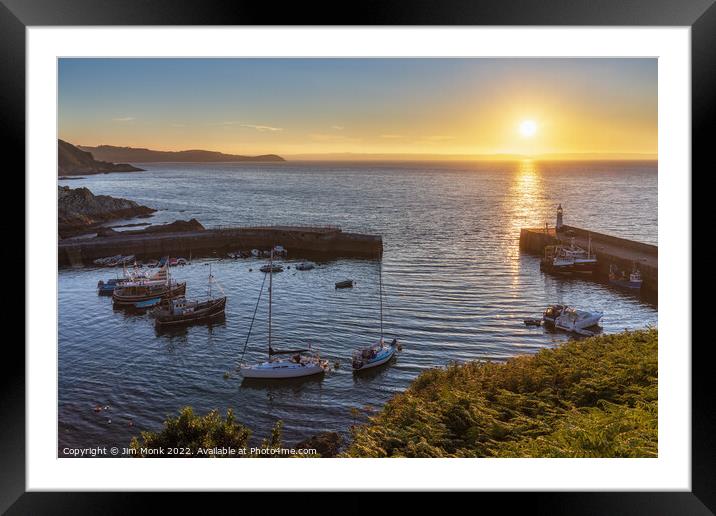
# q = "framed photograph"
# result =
<box><xmin>6</xmin><ymin>0</ymin><xmax>709</xmax><ymax>510</ymax></box>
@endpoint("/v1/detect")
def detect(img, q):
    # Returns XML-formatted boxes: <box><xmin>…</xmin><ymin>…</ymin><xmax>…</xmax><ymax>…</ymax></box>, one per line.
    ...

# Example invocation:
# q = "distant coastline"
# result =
<box><xmin>79</xmin><ymin>145</ymin><xmax>285</xmax><ymax>164</ymax></box>
<box><xmin>284</xmin><ymin>152</ymin><xmax>658</xmax><ymax>162</ymax></box>
<box><xmin>58</xmin><ymin>139</ymin><xmax>144</xmax><ymax>176</ymax></box>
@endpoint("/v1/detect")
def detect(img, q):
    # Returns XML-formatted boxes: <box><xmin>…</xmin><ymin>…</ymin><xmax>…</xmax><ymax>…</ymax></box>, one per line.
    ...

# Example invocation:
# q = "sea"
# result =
<box><xmin>57</xmin><ymin>159</ymin><xmax>658</xmax><ymax>454</ymax></box>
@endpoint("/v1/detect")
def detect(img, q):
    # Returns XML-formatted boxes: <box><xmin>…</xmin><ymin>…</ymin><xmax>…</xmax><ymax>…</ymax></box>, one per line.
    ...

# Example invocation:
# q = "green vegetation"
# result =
<box><xmin>344</xmin><ymin>329</ymin><xmax>657</xmax><ymax>458</ymax></box>
<box><xmin>129</xmin><ymin>407</ymin><xmax>285</xmax><ymax>457</ymax></box>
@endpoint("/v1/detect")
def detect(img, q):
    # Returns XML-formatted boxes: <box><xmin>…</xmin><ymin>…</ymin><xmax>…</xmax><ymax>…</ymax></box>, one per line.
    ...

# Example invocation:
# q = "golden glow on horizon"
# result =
<box><xmin>58</xmin><ymin>60</ymin><xmax>658</xmax><ymax>160</ymax></box>
<box><xmin>519</xmin><ymin>120</ymin><xmax>537</xmax><ymax>138</ymax></box>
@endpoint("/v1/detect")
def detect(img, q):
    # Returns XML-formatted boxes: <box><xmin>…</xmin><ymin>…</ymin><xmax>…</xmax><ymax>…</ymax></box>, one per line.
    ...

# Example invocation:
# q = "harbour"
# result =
<box><xmin>59</xmin><ymin>225</ymin><xmax>383</xmax><ymax>266</ymax></box>
<box><xmin>57</xmin><ymin>160</ymin><xmax>658</xmax><ymax>452</ymax></box>
<box><xmin>519</xmin><ymin>221</ymin><xmax>657</xmax><ymax>299</ymax></box>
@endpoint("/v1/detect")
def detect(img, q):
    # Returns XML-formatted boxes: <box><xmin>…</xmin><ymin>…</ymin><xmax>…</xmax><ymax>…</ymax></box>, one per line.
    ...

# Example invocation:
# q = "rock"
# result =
<box><xmin>295</xmin><ymin>432</ymin><xmax>343</xmax><ymax>458</ymax></box>
<box><xmin>117</xmin><ymin>218</ymin><xmax>205</xmax><ymax>236</ymax></box>
<box><xmin>58</xmin><ymin>139</ymin><xmax>144</xmax><ymax>176</ymax></box>
<box><xmin>58</xmin><ymin>185</ymin><xmax>156</xmax><ymax>237</ymax></box>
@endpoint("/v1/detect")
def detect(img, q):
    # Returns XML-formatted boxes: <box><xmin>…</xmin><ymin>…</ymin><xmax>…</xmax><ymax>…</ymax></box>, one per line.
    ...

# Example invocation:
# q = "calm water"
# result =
<box><xmin>58</xmin><ymin>160</ymin><xmax>658</xmax><ymax>453</ymax></box>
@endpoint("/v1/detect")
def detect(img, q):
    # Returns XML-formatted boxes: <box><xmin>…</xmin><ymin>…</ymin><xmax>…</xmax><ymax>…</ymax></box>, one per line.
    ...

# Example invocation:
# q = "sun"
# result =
<box><xmin>519</xmin><ymin>120</ymin><xmax>537</xmax><ymax>138</ymax></box>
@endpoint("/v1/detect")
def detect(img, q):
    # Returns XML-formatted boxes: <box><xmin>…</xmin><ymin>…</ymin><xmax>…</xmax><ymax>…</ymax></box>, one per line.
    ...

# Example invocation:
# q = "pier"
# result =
<box><xmin>519</xmin><ymin>224</ymin><xmax>657</xmax><ymax>297</ymax></box>
<box><xmin>59</xmin><ymin>225</ymin><xmax>383</xmax><ymax>266</ymax></box>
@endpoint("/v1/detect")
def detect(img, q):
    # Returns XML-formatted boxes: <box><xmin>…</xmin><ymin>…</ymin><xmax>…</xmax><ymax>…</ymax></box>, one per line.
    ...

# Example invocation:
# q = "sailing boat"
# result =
<box><xmin>240</xmin><ymin>251</ymin><xmax>328</xmax><ymax>379</ymax></box>
<box><xmin>351</xmin><ymin>264</ymin><xmax>398</xmax><ymax>371</ymax></box>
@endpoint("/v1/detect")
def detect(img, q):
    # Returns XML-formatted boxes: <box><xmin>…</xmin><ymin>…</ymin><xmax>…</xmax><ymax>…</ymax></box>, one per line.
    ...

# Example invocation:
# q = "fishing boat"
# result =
<box><xmin>294</xmin><ymin>261</ymin><xmax>315</xmax><ymax>271</ymax></box>
<box><xmin>240</xmin><ymin>251</ymin><xmax>328</xmax><ymax>379</ymax></box>
<box><xmin>112</xmin><ymin>267</ymin><xmax>186</xmax><ymax>307</ymax></box>
<box><xmin>543</xmin><ymin>304</ymin><xmax>603</xmax><ymax>335</ymax></box>
<box><xmin>609</xmin><ymin>265</ymin><xmax>643</xmax><ymax>290</ymax></box>
<box><xmin>352</xmin><ymin>266</ymin><xmax>398</xmax><ymax>371</ymax></box>
<box><xmin>154</xmin><ymin>266</ymin><xmax>227</xmax><ymax>327</ymax></box>
<box><xmin>540</xmin><ymin>236</ymin><xmax>598</xmax><ymax>275</ymax></box>
<box><xmin>335</xmin><ymin>280</ymin><xmax>354</xmax><ymax>289</ymax></box>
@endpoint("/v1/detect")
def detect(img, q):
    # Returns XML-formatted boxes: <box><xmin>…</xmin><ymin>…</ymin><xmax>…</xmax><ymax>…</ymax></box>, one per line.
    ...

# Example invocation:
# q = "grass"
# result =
<box><xmin>343</xmin><ymin>329</ymin><xmax>657</xmax><ymax>458</ymax></box>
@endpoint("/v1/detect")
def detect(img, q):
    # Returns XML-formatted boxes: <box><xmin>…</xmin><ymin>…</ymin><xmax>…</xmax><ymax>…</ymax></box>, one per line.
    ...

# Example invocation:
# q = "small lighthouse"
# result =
<box><xmin>556</xmin><ymin>204</ymin><xmax>564</xmax><ymax>232</ymax></box>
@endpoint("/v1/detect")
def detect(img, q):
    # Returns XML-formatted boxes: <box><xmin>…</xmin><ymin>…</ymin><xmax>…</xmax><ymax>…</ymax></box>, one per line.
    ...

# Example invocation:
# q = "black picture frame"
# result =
<box><xmin>4</xmin><ymin>0</ymin><xmax>708</xmax><ymax>511</ymax></box>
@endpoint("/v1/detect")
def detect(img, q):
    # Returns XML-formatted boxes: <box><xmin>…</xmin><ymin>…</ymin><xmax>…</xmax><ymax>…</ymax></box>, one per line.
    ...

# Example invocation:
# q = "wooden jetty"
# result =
<box><xmin>59</xmin><ymin>225</ymin><xmax>382</xmax><ymax>266</ymax></box>
<box><xmin>519</xmin><ymin>224</ymin><xmax>657</xmax><ymax>297</ymax></box>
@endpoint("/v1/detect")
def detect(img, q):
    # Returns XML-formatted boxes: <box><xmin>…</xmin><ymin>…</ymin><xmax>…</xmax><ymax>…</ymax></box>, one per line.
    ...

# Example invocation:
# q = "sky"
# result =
<box><xmin>58</xmin><ymin>58</ymin><xmax>657</xmax><ymax>159</ymax></box>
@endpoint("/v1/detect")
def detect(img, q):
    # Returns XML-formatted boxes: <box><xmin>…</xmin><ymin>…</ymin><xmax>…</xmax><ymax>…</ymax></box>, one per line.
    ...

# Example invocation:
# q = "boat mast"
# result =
<box><xmin>268</xmin><ymin>249</ymin><xmax>273</xmax><ymax>357</ymax></box>
<box><xmin>380</xmin><ymin>263</ymin><xmax>384</xmax><ymax>339</ymax></box>
<box><xmin>208</xmin><ymin>263</ymin><xmax>212</xmax><ymax>299</ymax></box>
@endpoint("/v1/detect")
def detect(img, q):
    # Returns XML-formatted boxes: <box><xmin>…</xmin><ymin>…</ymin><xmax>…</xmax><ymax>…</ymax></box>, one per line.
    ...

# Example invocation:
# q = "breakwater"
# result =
<box><xmin>59</xmin><ymin>225</ymin><xmax>383</xmax><ymax>266</ymax></box>
<box><xmin>519</xmin><ymin>224</ymin><xmax>657</xmax><ymax>297</ymax></box>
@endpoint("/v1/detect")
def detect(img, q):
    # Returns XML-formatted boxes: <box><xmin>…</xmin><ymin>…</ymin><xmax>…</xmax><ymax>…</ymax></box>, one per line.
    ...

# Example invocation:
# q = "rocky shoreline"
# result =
<box><xmin>58</xmin><ymin>185</ymin><xmax>156</xmax><ymax>238</ymax></box>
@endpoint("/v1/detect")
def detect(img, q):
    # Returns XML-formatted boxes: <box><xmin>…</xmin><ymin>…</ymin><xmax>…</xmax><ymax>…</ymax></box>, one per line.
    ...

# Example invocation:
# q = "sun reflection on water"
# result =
<box><xmin>504</xmin><ymin>160</ymin><xmax>547</xmax><ymax>283</ymax></box>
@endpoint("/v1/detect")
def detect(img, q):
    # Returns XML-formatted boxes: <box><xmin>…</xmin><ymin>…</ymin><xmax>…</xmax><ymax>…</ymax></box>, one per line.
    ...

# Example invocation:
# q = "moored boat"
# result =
<box><xmin>543</xmin><ymin>304</ymin><xmax>603</xmax><ymax>335</ymax></box>
<box><xmin>260</xmin><ymin>263</ymin><xmax>284</xmax><ymax>273</ymax></box>
<box><xmin>240</xmin><ymin>251</ymin><xmax>328</xmax><ymax>379</ymax></box>
<box><xmin>97</xmin><ymin>278</ymin><xmax>120</xmax><ymax>295</ymax></box>
<box><xmin>112</xmin><ymin>279</ymin><xmax>186</xmax><ymax>307</ymax></box>
<box><xmin>154</xmin><ymin>266</ymin><xmax>227</xmax><ymax>327</ymax></box>
<box><xmin>154</xmin><ymin>296</ymin><xmax>226</xmax><ymax>327</ymax></box>
<box><xmin>134</xmin><ymin>297</ymin><xmax>163</xmax><ymax>309</ymax></box>
<box><xmin>335</xmin><ymin>280</ymin><xmax>354</xmax><ymax>289</ymax></box>
<box><xmin>609</xmin><ymin>265</ymin><xmax>643</xmax><ymax>290</ymax></box>
<box><xmin>352</xmin><ymin>265</ymin><xmax>399</xmax><ymax>371</ymax></box>
<box><xmin>540</xmin><ymin>236</ymin><xmax>597</xmax><ymax>276</ymax></box>
<box><xmin>294</xmin><ymin>261</ymin><xmax>315</xmax><ymax>271</ymax></box>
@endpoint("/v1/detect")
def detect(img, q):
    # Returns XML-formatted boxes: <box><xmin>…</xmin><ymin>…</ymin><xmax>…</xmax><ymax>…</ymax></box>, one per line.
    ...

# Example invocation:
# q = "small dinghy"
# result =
<box><xmin>524</xmin><ymin>318</ymin><xmax>542</xmax><ymax>326</ymax></box>
<box><xmin>240</xmin><ymin>251</ymin><xmax>328</xmax><ymax>380</ymax></box>
<box><xmin>609</xmin><ymin>265</ymin><xmax>643</xmax><ymax>290</ymax></box>
<box><xmin>135</xmin><ymin>297</ymin><xmax>162</xmax><ymax>309</ymax></box>
<box><xmin>543</xmin><ymin>304</ymin><xmax>603</xmax><ymax>335</ymax></box>
<box><xmin>97</xmin><ymin>278</ymin><xmax>120</xmax><ymax>295</ymax></box>
<box><xmin>335</xmin><ymin>280</ymin><xmax>354</xmax><ymax>289</ymax></box>
<box><xmin>260</xmin><ymin>263</ymin><xmax>284</xmax><ymax>273</ymax></box>
<box><xmin>295</xmin><ymin>262</ymin><xmax>315</xmax><ymax>271</ymax></box>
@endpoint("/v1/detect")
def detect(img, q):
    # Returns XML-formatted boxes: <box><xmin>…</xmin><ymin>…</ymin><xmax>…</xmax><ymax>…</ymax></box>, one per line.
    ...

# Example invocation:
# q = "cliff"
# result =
<box><xmin>79</xmin><ymin>145</ymin><xmax>285</xmax><ymax>163</ymax></box>
<box><xmin>58</xmin><ymin>139</ymin><xmax>144</xmax><ymax>176</ymax></box>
